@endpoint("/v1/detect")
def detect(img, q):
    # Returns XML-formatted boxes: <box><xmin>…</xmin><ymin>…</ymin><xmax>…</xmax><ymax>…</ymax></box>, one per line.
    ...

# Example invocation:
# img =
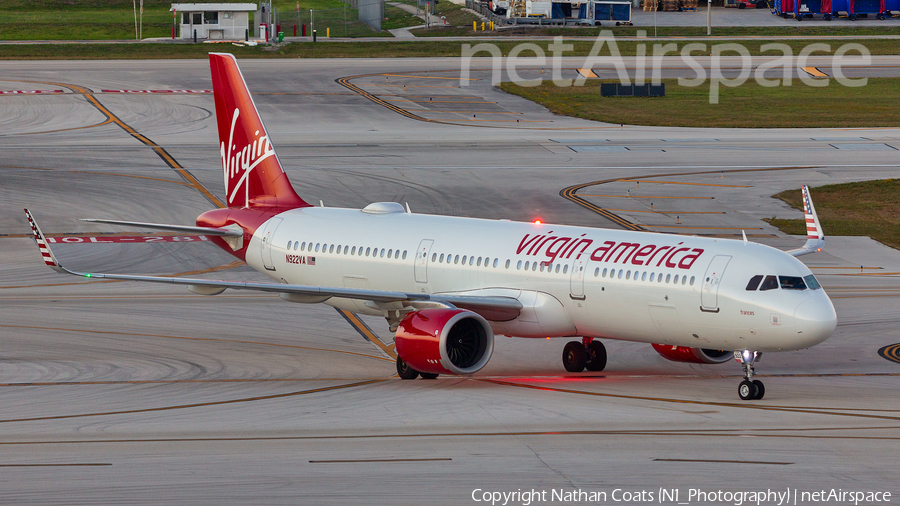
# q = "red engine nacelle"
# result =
<box><xmin>651</xmin><ymin>344</ymin><xmax>732</xmax><ymax>364</ymax></box>
<box><xmin>395</xmin><ymin>308</ymin><xmax>494</xmax><ymax>375</ymax></box>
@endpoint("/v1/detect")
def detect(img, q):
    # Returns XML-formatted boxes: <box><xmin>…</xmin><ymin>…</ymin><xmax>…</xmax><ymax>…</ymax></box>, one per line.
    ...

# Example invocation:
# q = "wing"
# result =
<box><xmin>25</xmin><ymin>209</ymin><xmax>522</xmax><ymax>321</ymax></box>
<box><xmin>786</xmin><ymin>185</ymin><xmax>825</xmax><ymax>257</ymax></box>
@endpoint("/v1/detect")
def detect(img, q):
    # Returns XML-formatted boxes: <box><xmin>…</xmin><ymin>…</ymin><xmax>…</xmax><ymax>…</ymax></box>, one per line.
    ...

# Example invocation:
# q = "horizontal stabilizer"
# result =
<box><xmin>81</xmin><ymin>219</ymin><xmax>243</xmax><ymax>237</ymax></box>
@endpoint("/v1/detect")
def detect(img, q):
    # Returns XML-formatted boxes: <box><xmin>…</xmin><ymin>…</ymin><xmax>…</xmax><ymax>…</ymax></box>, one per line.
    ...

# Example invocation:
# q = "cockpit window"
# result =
<box><xmin>779</xmin><ymin>276</ymin><xmax>807</xmax><ymax>290</ymax></box>
<box><xmin>759</xmin><ymin>275</ymin><xmax>779</xmax><ymax>291</ymax></box>
<box><xmin>746</xmin><ymin>275</ymin><xmax>763</xmax><ymax>291</ymax></box>
<box><xmin>803</xmin><ymin>274</ymin><xmax>822</xmax><ymax>290</ymax></box>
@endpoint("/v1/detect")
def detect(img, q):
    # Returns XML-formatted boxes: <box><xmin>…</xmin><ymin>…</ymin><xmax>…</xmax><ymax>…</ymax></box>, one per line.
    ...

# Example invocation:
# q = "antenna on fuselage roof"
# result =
<box><xmin>405</xmin><ymin>202</ymin><xmax>412</xmax><ymax>214</ymax></box>
<box><xmin>320</xmin><ymin>200</ymin><xmax>325</xmax><ymax>207</ymax></box>
<box><xmin>742</xmin><ymin>230</ymin><xmax>748</xmax><ymax>244</ymax></box>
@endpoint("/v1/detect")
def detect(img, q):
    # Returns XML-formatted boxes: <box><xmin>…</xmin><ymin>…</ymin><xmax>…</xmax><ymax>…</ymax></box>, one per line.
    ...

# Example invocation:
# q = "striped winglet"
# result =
<box><xmin>787</xmin><ymin>186</ymin><xmax>825</xmax><ymax>257</ymax></box>
<box><xmin>802</xmin><ymin>184</ymin><xmax>823</xmax><ymax>241</ymax></box>
<box><xmin>24</xmin><ymin>209</ymin><xmax>65</xmax><ymax>272</ymax></box>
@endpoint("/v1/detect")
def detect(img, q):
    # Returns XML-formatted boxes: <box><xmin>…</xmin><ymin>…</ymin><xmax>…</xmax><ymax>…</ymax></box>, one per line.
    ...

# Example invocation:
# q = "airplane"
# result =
<box><xmin>25</xmin><ymin>52</ymin><xmax>837</xmax><ymax>401</ymax></box>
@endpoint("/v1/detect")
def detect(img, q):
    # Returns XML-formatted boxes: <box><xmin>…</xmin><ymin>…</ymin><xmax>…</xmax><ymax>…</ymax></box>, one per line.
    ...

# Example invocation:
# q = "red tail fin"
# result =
<box><xmin>209</xmin><ymin>53</ymin><xmax>309</xmax><ymax>209</ymax></box>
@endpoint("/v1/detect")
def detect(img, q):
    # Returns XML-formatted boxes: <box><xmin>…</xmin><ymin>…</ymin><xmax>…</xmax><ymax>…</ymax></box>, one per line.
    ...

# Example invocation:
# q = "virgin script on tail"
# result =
<box><xmin>221</xmin><ymin>107</ymin><xmax>277</xmax><ymax>208</ymax></box>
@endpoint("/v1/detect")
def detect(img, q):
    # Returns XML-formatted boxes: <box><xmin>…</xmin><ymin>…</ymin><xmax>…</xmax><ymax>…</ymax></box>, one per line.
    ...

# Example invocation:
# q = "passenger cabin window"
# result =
<box><xmin>779</xmin><ymin>276</ymin><xmax>807</xmax><ymax>290</ymax></box>
<box><xmin>746</xmin><ymin>275</ymin><xmax>763</xmax><ymax>291</ymax></box>
<box><xmin>759</xmin><ymin>275</ymin><xmax>779</xmax><ymax>291</ymax></box>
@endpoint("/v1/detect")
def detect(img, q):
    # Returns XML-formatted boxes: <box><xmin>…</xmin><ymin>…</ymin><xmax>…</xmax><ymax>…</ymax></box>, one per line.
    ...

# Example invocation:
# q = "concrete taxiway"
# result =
<box><xmin>0</xmin><ymin>58</ymin><xmax>898</xmax><ymax>504</ymax></box>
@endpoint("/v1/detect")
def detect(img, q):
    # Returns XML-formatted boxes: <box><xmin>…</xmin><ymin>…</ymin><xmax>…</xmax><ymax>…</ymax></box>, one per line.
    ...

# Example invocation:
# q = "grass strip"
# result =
<box><xmin>1</xmin><ymin>38</ymin><xmax>897</xmax><ymax>59</ymax></box>
<box><xmin>0</xmin><ymin>0</ymin><xmax>376</xmax><ymax>40</ymax></box>
<box><xmin>766</xmin><ymin>179</ymin><xmax>900</xmax><ymax>250</ymax></box>
<box><xmin>413</xmin><ymin>25</ymin><xmax>900</xmax><ymax>37</ymax></box>
<box><xmin>499</xmin><ymin>77</ymin><xmax>900</xmax><ymax>128</ymax></box>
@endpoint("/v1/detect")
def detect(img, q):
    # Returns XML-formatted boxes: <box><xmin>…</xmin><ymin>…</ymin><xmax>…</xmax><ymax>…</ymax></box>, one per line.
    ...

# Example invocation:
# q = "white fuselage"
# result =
<box><xmin>245</xmin><ymin>205</ymin><xmax>837</xmax><ymax>353</ymax></box>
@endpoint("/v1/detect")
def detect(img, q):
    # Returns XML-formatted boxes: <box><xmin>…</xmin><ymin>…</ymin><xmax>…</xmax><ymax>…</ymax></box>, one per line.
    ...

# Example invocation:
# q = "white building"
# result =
<box><xmin>170</xmin><ymin>3</ymin><xmax>257</xmax><ymax>40</ymax></box>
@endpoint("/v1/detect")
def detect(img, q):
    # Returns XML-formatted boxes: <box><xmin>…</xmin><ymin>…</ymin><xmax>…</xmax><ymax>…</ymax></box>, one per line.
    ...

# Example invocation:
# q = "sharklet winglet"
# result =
<box><xmin>786</xmin><ymin>185</ymin><xmax>826</xmax><ymax>257</ymax></box>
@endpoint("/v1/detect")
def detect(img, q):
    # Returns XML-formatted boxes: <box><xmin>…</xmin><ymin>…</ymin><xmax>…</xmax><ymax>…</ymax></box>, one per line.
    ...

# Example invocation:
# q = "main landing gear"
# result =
<box><xmin>562</xmin><ymin>337</ymin><xmax>607</xmax><ymax>372</ymax></box>
<box><xmin>735</xmin><ymin>350</ymin><xmax>765</xmax><ymax>400</ymax></box>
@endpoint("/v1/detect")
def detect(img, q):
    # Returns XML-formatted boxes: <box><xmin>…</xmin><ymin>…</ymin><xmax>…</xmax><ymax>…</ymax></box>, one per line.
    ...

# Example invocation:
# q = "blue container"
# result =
<box><xmin>831</xmin><ymin>0</ymin><xmax>850</xmax><ymax>13</ymax></box>
<box><xmin>593</xmin><ymin>1</ymin><xmax>631</xmax><ymax>21</ymax></box>
<box><xmin>854</xmin><ymin>0</ymin><xmax>881</xmax><ymax>12</ymax></box>
<box><xmin>794</xmin><ymin>0</ymin><xmax>822</xmax><ymax>18</ymax></box>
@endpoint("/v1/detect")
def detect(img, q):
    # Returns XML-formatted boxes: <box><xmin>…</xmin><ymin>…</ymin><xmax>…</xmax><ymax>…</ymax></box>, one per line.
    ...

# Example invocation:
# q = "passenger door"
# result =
<box><xmin>569</xmin><ymin>256</ymin><xmax>586</xmax><ymax>300</ymax></box>
<box><xmin>414</xmin><ymin>239</ymin><xmax>434</xmax><ymax>284</ymax></box>
<box><xmin>700</xmin><ymin>255</ymin><xmax>731</xmax><ymax>312</ymax></box>
<box><xmin>259</xmin><ymin>217</ymin><xmax>282</xmax><ymax>271</ymax></box>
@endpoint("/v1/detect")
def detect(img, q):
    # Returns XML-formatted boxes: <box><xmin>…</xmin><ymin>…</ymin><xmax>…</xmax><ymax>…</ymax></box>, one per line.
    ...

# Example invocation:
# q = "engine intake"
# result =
<box><xmin>651</xmin><ymin>344</ymin><xmax>732</xmax><ymax>364</ymax></box>
<box><xmin>395</xmin><ymin>309</ymin><xmax>494</xmax><ymax>375</ymax></box>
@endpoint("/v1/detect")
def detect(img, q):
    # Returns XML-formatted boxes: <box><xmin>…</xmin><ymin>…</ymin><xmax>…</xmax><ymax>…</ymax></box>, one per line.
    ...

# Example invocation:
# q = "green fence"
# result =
<box><xmin>287</xmin><ymin>6</ymin><xmax>380</xmax><ymax>36</ymax></box>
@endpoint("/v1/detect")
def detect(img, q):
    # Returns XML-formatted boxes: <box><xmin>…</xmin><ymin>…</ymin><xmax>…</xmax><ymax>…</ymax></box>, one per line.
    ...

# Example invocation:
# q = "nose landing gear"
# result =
<box><xmin>735</xmin><ymin>350</ymin><xmax>765</xmax><ymax>400</ymax></box>
<box><xmin>562</xmin><ymin>337</ymin><xmax>607</xmax><ymax>372</ymax></box>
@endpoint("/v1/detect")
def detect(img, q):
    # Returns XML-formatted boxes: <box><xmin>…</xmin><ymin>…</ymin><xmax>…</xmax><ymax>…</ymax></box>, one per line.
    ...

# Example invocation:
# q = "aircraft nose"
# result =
<box><xmin>793</xmin><ymin>296</ymin><xmax>837</xmax><ymax>346</ymax></box>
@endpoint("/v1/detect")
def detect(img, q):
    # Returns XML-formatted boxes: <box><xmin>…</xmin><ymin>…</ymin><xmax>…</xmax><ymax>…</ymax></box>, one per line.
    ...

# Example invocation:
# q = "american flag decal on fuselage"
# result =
<box><xmin>286</xmin><ymin>254</ymin><xmax>315</xmax><ymax>265</ymax></box>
